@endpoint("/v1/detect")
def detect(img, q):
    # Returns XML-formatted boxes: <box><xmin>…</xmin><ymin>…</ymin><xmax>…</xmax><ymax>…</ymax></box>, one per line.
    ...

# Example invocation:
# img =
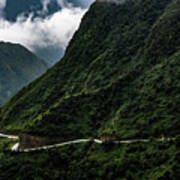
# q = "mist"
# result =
<box><xmin>0</xmin><ymin>0</ymin><xmax>6</xmax><ymax>16</ymax></box>
<box><xmin>0</xmin><ymin>0</ymin><xmax>95</xmax><ymax>64</ymax></box>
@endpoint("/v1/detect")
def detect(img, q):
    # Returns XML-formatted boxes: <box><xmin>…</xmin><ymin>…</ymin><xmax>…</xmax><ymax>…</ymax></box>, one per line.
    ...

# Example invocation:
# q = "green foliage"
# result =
<box><xmin>0</xmin><ymin>141</ymin><xmax>179</xmax><ymax>179</ymax></box>
<box><xmin>0</xmin><ymin>138</ymin><xmax>16</xmax><ymax>153</ymax></box>
<box><xmin>1</xmin><ymin>0</ymin><xmax>179</xmax><ymax>141</ymax></box>
<box><xmin>0</xmin><ymin>0</ymin><xmax>179</xmax><ymax>178</ymax></box>
<box><xmin>175</xmin><ymin>135</ymin><xmax>180</xmax><ymax>148</ymax></box>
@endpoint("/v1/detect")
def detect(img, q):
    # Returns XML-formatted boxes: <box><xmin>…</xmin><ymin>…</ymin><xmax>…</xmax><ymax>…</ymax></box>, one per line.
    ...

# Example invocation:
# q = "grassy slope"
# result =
<box><xmin>0</xmin><ymin>0</ymin><xmax>180</xmax><ymax>140</ymax></box>
<box><xmin>0</xmin><ymin>42</ymin><xmax>48</xmax><ymax>105</ymax></box>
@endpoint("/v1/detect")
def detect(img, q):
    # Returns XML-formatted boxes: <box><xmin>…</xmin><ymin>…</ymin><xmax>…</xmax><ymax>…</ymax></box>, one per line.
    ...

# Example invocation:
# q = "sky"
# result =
<box><xmin>0</xmin><ymin>0</ymin><xmax>6</xmax><ymax>16</ymax></box>
<box><xmin>0</xmin><ymin>0</ymin><xmax>95</xmax><ymax>64</ymax></box>
<box><xmin>98</xmin><ymin>0</ymin><xmax>126</xmax><ymax>4</ymax></box>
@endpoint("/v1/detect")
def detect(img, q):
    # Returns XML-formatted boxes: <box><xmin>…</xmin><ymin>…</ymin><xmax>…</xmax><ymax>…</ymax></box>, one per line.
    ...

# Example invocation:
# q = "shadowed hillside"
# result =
<box><xmin>0</xmin><ymin>0</ymin><xmax>180</xmax><ymax>179</ymax></box>
<box><xmin>0</xmin><ymin>42</ymin><xmax>48</xmax><ymax>105</ymax></box>
<box><xmin>0</xmin><ymin>0</ymin><xmax>179</xmax><ymax>141</ymax></box>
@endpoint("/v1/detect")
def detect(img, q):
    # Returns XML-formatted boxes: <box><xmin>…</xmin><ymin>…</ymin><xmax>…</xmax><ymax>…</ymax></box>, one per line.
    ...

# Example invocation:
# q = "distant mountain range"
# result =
<box><xmin>0</xmin><ymin>42</ymin><xmax>48</xmax><ymax>105</ymax></box>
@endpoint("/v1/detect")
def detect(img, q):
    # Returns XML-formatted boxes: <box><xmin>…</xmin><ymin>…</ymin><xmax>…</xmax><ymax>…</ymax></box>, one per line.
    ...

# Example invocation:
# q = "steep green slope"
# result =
<box><xmin>0</xmin><ymin>0</ymin><xmax>179</xmax><ymax>140</ymax></box>
<box><xmin>0</xmin><ymin>42</ymin><xmax>48</xmax><ymax>105</ymax></box>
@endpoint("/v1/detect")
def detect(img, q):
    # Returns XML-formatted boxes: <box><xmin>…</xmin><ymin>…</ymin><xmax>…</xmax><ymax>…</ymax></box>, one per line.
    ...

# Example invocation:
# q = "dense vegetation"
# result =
<box><xmin>0</xmin><ymin>42</ymin><xmax>48</xmax><ymax>105</ymax></box>
<box><xmin>0</xmin><ymin>0</ymin><xmax>179</xmax><ymax>178</ymax></box>
<box><xmin>0</xmin><ymin>138</ymin><xmax>14</xmax><ymax>152</ymax></box>
<box><xmin>0</xmin><ymin>139</ymin><xmax>180</xmax><ymax>179</ymax></box>
<box><xmin>1</xmin><ymin>0</ymin><xmax>179</xmax><ymax>140</ymax></box>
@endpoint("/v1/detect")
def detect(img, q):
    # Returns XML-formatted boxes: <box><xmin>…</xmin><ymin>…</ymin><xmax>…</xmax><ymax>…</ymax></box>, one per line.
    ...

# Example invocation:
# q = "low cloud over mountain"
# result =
<box><xmin>0</xmin><ymin>0</ymin><xmax>94</xmax><ymax>64</ymax></box>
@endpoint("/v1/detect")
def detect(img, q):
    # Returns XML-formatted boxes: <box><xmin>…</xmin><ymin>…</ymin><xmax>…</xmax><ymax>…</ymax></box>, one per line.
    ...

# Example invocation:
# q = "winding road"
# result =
<box><xmin>0</xmin><ymin>133</ymin><xmax>19</xmax><ymax>139</ymax></box>
<box><xmin>0</xmin><ymin>133</ymin><xmax>102</xmax><ymax>152</ymax></box>
<box><xmin>14</xmin><ymin>139</ymin><xmax>149</xmax><ymax>152</ymax></box>
<box><xmin>0</xmin><ymin>133</ymin><xmax>166</xmax><ymax>153</ymax></box>
<box><xmin>15</xmin><ymin>139</ymin><xmax>151</xmax><ymax>152</ymax></box>
<box><xmin>19</xmin><ymin>139</ymin><xmax>102</xmax><ymax>152</ymax></box>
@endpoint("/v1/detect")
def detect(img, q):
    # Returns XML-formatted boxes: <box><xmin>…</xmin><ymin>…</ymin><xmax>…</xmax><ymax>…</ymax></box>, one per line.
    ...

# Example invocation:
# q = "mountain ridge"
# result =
<box><xmin>0</xmin><ymin>41</ymin><xmax>48</xmax><ymax>105</ymax></box>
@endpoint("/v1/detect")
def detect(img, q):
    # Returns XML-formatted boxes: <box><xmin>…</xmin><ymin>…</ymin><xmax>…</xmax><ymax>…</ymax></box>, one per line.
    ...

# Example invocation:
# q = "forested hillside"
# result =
<box><xmin>0</xmin><ymin>42</ymin><xmax>48</xmax><ymax>105</ymax></box>
<box><xmin>0</xmin><ymin>139</ymin><xmax>179</xmax><ymax>179</ymax></box>
<box><xmin>0</xmin><ymin>0</ymin><xmax>179</xmax><ymax>141</ymax></box>
<box><xmin>0</xmin><ymin>0</ymin><xmax>180</xmax><ymax>179</ymax></box>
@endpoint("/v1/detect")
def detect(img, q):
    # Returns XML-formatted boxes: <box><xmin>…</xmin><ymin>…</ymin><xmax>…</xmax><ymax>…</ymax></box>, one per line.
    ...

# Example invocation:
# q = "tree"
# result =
<box><xmin>175</xmin><ymin>135</ymin><xmax>180</xmax><ymax>148</ymax></box>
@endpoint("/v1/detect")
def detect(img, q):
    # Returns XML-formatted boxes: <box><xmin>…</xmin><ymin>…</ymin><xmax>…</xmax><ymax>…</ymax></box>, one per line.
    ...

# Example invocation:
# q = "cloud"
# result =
<box><xmin>0</xmin><ymin>1</ymin><xmax>92</xmax><ymax>64</ymax></box>
<box><xmin>0</xmin><ymin>8</ymin><xmax>86</xmax><ymax>48</ymax></box>
<box><xmin>41</xmin><ymin>0</ymin><xmax>51</xmax><ymax>13</ymax></box>
<box><xmin>0</xmin><ymin>0</ymin><xmax>95</xmax><ymax>63</ymax></box>
<box><xmin>57</xmin><ymin>0</ymin><xmax>67</xmax><ymax>7</ymax></box>
<box><xmin>0</xmin><ymin>0</ymin><xmax>6</xmax><ymax>9</ymax></box>
<box><xmin>67</xmin><ymin>0</ymin><xmax>95</xmax><ymax>8</ymax></box>
<box><xmin>0</xmin><ymin>0</ymin><xmax>6</xmax><ymax>16</ymax></box>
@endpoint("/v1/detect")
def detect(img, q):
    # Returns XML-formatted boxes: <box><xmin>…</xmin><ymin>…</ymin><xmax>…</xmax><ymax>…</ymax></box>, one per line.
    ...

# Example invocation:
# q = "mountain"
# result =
<box><xmin>0</xmin><ymin>0</ymin><xmax>179</xmax><ymax>179</ymax></box>
<box><xmin>0</xmin><ymin>42</ymin><xmax>48</xmax><ymax>105</ymax></box>
<box><xmin>0</xmin><ymin>0</ymin><xmax>179</xmax><ymax>140</ymax></box>
<box><xmin>1</xmin><ymin>0</ymin><xmax>180</xmax><ymax>138</ymax></box>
